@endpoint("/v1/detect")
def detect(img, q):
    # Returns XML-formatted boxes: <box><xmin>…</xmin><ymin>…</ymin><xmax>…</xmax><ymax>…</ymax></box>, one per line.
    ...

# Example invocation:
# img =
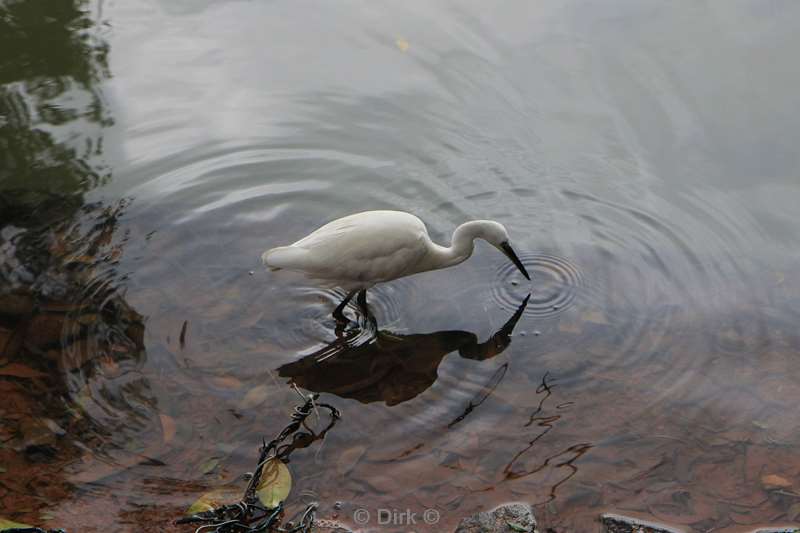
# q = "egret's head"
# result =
<box><xmin>476</xmin><ymin>221</ymin><xmax>531</xmax><ymax>281</ymax></box>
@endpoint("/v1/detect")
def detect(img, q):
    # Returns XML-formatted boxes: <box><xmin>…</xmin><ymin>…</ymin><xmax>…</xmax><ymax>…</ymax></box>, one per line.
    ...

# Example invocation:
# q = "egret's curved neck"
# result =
<box><xmin>427</xmin><ymin>221</ymin><xmax>487</xmax><ymax>270</ymax></box>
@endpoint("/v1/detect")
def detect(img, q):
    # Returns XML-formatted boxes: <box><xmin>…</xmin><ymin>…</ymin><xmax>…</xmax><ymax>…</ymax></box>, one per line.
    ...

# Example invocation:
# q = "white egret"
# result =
<box><xmin>262</xmin><ymin>210</ymin><xmax>530</xmax><ymax>320</ymax></box>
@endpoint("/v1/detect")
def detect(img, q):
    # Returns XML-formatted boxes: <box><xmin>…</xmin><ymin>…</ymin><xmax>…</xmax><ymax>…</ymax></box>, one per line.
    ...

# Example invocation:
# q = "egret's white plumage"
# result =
<box><xmin>262</xmin><ymin>210</ymin><xmax>529</xmax><ymax>293</ymax></box>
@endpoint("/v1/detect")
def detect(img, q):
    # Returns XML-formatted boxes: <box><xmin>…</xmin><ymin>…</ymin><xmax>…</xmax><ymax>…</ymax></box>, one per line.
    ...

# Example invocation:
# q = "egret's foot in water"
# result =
<box><xmin>334</xmin><ymin>319</ymin><xmax>349</xmax><ymax>338</ymax></box>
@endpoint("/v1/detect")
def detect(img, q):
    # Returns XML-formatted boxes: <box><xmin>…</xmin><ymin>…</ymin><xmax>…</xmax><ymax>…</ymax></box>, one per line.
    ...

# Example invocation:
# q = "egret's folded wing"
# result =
<box><xmin>268</xmin><ymin>211</ymin><xmax>430</xmax><ymax>283</ymax></box>
<box><xmin>291</xmin><ymin>217</ymin><xmax>361</xmax><ymax>249</ymax></box>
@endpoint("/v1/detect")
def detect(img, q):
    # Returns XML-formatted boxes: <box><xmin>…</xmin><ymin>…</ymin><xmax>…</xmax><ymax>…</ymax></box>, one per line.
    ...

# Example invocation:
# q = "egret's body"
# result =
<box><xmin>262</xmin><ymin>210</ymin><xmax>529</xmax><ymax>319</ymax></box>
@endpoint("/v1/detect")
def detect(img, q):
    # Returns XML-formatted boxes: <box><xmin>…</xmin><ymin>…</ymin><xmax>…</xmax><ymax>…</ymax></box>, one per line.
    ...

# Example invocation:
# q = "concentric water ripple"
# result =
<box><xmin>492</xmin><ymin>253</ymin><xmax>583</xmax><ymax>319</ymax></box>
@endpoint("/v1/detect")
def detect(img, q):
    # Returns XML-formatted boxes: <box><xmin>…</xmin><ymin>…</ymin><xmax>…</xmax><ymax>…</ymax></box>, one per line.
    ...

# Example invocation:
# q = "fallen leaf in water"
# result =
<box><xmin>239</xmin><ymin>384</ymin><xmax>270</xmax><ymax>409</ymax></box>
<box><xmin>582</xmin><ymin>310</ymin><xmax>610</xmax><ymax>325</ymax></box>
<box><xmin>19</xmin><ymin>416</ymin><xmax>57</xmax><ymax>448</ymax></box>
<box><xmin>99</xmin><ymin>356</ymin><xmax>120</xmax><ymax>377</ymax></box>
<box><xmin>69</xmin><ymin>254</ymin><xmax>95</xmax><ymax>265</ymax></box>
<box><xmin>761</xmin><ymin>473</ymin><xmax>792</xmax><ymax>489</ymax></box>
<box><xmin>199</xmin><ymin>457</ymin><xmax>221</xmax><ymax>475</ymax></box>
<box><xmin>0</xmin><ymin>518</ymin><xmax>32</xmax><ymax>530</ymax></box>
<box><xmin>787</xmin><ymin>502</ymin><xmax>800</xmax><ymax>521</ymax></box>
<box><xmin>396</xmin><ymin>38</ymin><xmax>409</xmax><ymax>52</ymax></box>
<box><xmin>209</xmin><ymin>376</ymin><xmax>243</xmax><ymax>390</ymax></box>
<box><xmin>256</xmin><ymin>458</ymin><xmax>292</xmax><ymax>508</ymax></box>
<box><xmin>186</xmin><ymin>486</ymin><xmax>243</xmax><ymax>515</ymax></box>
<box><xmin>507</xmin><ymin>521</ymin><xmax>530</xmax><ymax>532</ymax></box>
<box><xmin>159</xmin><ymin>414</ymin><xmax>176</xmax><ymax>445</ymax></box>
<box><xmin>336</xmin><ymin>445</ymin><xmax>366</xmax><ymax>476</ymax></box>
<box><xmin>0</xmin><ymin>363</ymin><xmax>48</xmax><ymax>379</ymax></box>
<box><xmin>558</xmin><ymin>321</ymin><xmax>582</xmax><ymax>334</ymax></box>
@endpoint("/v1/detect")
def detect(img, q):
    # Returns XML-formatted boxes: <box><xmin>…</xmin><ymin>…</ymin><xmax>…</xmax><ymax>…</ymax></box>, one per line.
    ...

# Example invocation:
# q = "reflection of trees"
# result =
<box><xmin>0</xmin><ymin>0</ymin><xmax>129</xmax><ymax>366</ymax></box>
<box><xmin>0</xmin><ymin>0</ymin><xmax>111</xmax><ymax>195</ymax></box>
<box><xmin>0</xmin><ymin>0</ymin><xmax>120</xmax><ymax>332</ymax></box>
<box><xmin>0</xmin><ymin>3</ymin><xmax>152</xmax><ymax>526</ymax></box>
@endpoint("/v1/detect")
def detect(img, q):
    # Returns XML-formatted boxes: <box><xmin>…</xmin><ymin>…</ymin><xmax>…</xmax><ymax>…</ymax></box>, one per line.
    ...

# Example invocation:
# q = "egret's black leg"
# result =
<box><xmin>333</xmin><ymin>290</ymin><xmax>357</xmax><ymax>323</ymax></box>
<box><xmin>356</xmin><ymin>289</ymin><xmax>377</xmax><ymax>329</ymax></box>
<box><xmin>356</xmin><ymin>289</ymin><xmax>368</xmax><ymax>315</ymax></box>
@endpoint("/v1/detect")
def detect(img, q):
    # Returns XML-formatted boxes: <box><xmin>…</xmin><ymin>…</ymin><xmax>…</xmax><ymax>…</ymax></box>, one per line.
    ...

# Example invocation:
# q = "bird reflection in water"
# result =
<box><xmin>277</xmin><ymin>295</ymin><xmax>530</xmax><ymax>406</ymax></box>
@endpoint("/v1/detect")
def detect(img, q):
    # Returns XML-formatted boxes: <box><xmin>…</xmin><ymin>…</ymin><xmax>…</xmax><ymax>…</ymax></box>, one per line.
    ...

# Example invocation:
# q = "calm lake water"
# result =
<box><xmin>2</xmin><ymin>1</ymin><xmax>800</xmax><ymax>532</ymax></box>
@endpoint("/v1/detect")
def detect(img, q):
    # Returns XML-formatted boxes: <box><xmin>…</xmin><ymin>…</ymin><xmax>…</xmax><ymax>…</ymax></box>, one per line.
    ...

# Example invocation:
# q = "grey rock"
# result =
<box><xmin>314</xmin><ymin>525</ymin><xmax>352</xmax><ymax>533</ymax></box>
<box><xmin>312</xmin><ymin>518</ymin><xmax>353</xmax><ymax>532</ymax></box>
<box><xmin>455</xmin><ymin>502</ymin><xmax>537</xmax><ymax>533</ymax></box>
<box><xmin>749</xmin><ymin>529</ymin><xmax>800</xmax><ymax>533</ymax></box>
<box><xmin>601</xmin><ymin>513</ymin><xmax>684</xmax><ymax>533</ymax></box>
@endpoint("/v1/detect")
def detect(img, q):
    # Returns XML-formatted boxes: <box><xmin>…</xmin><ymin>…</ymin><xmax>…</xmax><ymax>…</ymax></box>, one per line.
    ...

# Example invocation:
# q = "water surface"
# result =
<box><xmin>1</xmin><ymin>1</ymin><xmax>800</xmax><ymax>531</ymax></box>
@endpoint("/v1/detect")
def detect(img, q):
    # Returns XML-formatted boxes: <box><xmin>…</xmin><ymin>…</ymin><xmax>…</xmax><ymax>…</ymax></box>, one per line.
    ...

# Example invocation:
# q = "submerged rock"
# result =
<box><xmin>455</xmin><ymin>502</ymin><xmax>537</xmax><ymax>533</ymax></box>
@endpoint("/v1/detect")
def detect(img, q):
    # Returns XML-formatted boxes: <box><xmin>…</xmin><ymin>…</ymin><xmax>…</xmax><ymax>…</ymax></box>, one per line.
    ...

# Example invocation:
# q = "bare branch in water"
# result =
<box><xmin>176</xmin><ymin>391</ymin><xmax>340</xmax><ymax>533</ymax></box>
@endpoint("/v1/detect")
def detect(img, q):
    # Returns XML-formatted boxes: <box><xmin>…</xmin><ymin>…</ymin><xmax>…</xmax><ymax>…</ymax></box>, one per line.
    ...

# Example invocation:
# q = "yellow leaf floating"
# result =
<box><xmin>396</xmin><ymin>38</ymin><xmax>409</xmax><ymax>52</ymax></box>
<box><xmin>186</xmin><ymin>486</ymin><xmax>242</xmax><ymax>516</ymax></box>
<box><xmin>1</xmin><ymin>518</ymin><xmax>33</xmax><ymax>531</ymax></box>
<box><xmin>256</xmin><ymin>458</ymin><xmax>292</xmax><ymax>508</ymax></box>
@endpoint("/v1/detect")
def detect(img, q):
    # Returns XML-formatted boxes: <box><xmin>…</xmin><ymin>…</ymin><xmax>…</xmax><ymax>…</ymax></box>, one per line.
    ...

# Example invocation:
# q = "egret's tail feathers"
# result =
<box><xmin>262</xmin><ymin>246</ymin><xmax>309</xmax><ymax>271</ymax></box>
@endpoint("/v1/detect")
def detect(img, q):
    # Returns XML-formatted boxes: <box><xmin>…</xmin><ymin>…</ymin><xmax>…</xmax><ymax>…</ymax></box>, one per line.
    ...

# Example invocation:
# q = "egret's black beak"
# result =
<box><xmin>500</xmin><ymin>242</ymin><xmax>530</xmax><ymax>280</ymax></box>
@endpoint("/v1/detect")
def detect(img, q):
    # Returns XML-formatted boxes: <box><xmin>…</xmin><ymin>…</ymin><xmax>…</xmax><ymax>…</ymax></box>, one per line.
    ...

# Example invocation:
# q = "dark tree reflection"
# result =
<box><xmin>0</xmin><ymin>2</ymin><xmax>153</xmax><ymax>527</ymax></box>
<box><xmin>0</xmin><ymin>0</ymin><xmax>111</xmax><ymax>195</ymax></box>
<box><xmin>0</xmin><ymin>0</ymin><xmax>134</xmax><ymax>374</ymax></box>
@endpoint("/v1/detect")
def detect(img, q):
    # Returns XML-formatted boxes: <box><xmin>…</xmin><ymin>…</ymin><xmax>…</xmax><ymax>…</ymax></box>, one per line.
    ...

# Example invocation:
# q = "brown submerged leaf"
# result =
<box><xmin>159</xmin><ymin>414</ymin><xmax>176</xmax><ymax>445</ymax></box>
<box><xmin>209</xmin><ymin>376</ymin><xmax>243</xmax><ymax>390</ymax></box>
<box><xmin>336</xmin><ymin>445</ymin><xmax>366</xmax><ymax>476</ymax></box>
<box><xmin>239</xmin><ymin>384</ymin><xmax>270</xmax><ymax>409</ymax></box>
<box><xmin>761</xmin><ymin>473</ymin><xmax>792</xmax><ymax>489</ymax></box>
<box><xmin>0</xmin><ymin>363</ymin><xmax>48</xmax><ymax>379</ymax></box>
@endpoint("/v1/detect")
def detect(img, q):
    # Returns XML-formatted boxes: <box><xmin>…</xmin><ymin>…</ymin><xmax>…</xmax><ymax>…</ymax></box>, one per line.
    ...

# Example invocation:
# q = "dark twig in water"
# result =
<box><xmin>524</xmin><ymin>371</ymin><xmax>556</xmax><ymax>428</ymax></box>
<box><xmin>176</xmin><ymin>390</ymin><xmax>340</xmax><ymax>533</ymax></box>
<box><xmin>179</xmin><ymin>320</ymin><xmax>188</xmax><ymax>348</ymax></box>
<box><xmin>496</xmin><ymin>371</ymin><xmax>593</xmax><ymax>504</ymax></box>
<box><xmin>447</xmin><ymin>363</ymin><xmax>508</xmax><ymax>428</ymax></box>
